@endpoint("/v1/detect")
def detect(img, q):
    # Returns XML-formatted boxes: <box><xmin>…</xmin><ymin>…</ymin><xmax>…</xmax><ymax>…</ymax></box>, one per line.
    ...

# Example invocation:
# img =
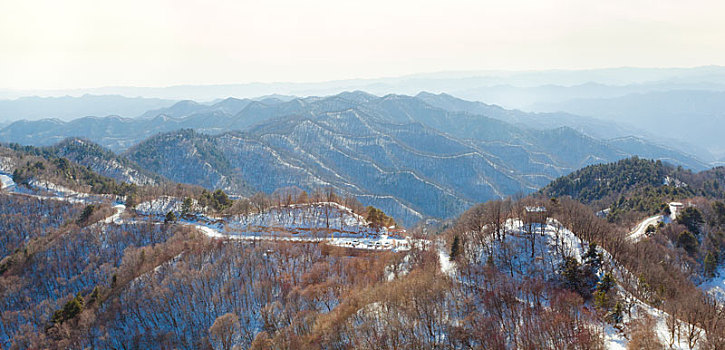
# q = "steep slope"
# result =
<box><xmin>2</xmin><ymin>138</ymin><xmax>162</xmax><ymax>186</ymax></box>
<box><xmin>360</xmin><ymin>94</ymin><xmax>706</xmax><ymax>170</ymax></box>
<box><xmin>605</xmin><ymin>136</ymin><xmax>708</xmax><ymax>169</ymax></box>
<box><xmin>540</xmin><ymin>157</ymin><xmax>725</xmax><ymax>205</ymax></box>
<box><xmin>131</xmin><ymin>99</ymin><xmax>586</xmax><ymax>224</ymax></box>
<box><xmin>540</xmin><ymin>156</ymin><xmax>725</xmax><ymax>225</ymax></box>
<box><xmin>125</xmin><ymin>124</ymin><xmax>500</xmax><ymax>225</ymax></box>
<box><xmin>0</xmin><ymin>115</ymin><xmax>153</xmax><ymax>150</ymax></box>
<box><xmin>448</xmin><ymin>197</ymin><xmax>714</xmax><ymax>349</ymax></box>
<box><xmin>0</xmin><ymin>143</ymin><xmax>137</xmax><ymax>198</ymax></box>
<box><xmin>0</xmin><ymin>113</ymin><xmax>238</xmax><ymax>151</ymax></box>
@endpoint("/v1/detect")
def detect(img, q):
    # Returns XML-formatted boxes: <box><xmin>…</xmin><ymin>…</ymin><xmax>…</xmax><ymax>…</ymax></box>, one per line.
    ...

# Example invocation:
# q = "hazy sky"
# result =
<box><xmin>2</xmin><ymin>0</ymin><xmax>724</xmax><ymax>89</ymax></box>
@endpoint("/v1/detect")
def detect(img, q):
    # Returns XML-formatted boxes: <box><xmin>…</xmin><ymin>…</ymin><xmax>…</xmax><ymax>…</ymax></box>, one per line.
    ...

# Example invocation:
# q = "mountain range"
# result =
<box><xmin>0</xmin><ymin>91</ymin><xmax>709</xmax><ymax>225</ymax></box>
<box><xmin>3</xmin><ymin>66</ymin><xmax>725</xmax><ymax>161</ymax></box>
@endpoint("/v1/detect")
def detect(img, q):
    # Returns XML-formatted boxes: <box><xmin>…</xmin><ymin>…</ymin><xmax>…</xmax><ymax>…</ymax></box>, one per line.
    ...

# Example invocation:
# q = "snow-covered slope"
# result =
<box><xmin>135</xmin><ymin>196</ymin><xmax>193</xmax><ymax>216</ymax></box>
<box><xmin>700</xmin><ymin>265</ymin><xmax>725</xmax><ymax>303</ymax></box>
<box><xmin>466</xmin><ymin>217</ymin><xmax>703</xmax><ymax>349</ymax></box>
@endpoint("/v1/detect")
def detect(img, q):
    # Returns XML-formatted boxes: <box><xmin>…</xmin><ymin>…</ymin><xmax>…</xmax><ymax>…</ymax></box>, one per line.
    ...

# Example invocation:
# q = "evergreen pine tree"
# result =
<box><xmin>78</xmin><ymin>204</ymin><xmax>96</xmax><ymax>224</ymax></box>
<box><xmin>705</xmin><ymin>251</ymin><xmax>718</xmax><ymax>278</ymax></box>
<box><xmin>450</xmin><ymin>235</ymin><xmax>461</xmax><ymax>261</ymax></box>
<box><xmin>610</xmin><ymin>301</ymin><xmax>624</xmax><ymax>324</ymax></box>
<box><xmin>583</xmin><ymin>243</ymin><xmax>602</xmax><ymax>270</ymax></box>
<box><xmin>165</xmin><ymin>211</ymin><xmax>177</xmax><ymax>224</ymax></box>
<box><xmin>677</xmin><ymin>231</ymin><xmax>698</xmax><ymax>254</ymax></box>
<box><xmin>561</xmin><ymin>257</ymin><xmax>582</xmax><ymax>291</ymax></box>
<box><xmin>182</xmin><ymin>197</ymin><xmax>193</xmax><ymax>216</ymax></box>
<box><xmin>598</xmin><ymin>272</ymin><xmax>615</xmax><ymax>293</ymax></box>
<box><xmin>51</xmin><ymin>293</ymin><xmax>85</xmax><ymax>324</ymax></box>
<box><xmin>678</xmin><ymin>207</ymin><xmax>704</xmax><ymax>234</ymax></box>
<box><xmin>594</xmin><ymin>272</ymin><xmax>616</xmax><ymax>309</ymax></box>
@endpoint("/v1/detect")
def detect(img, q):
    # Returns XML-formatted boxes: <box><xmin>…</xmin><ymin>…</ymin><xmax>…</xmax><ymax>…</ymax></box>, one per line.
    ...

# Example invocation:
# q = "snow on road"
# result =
<box><xmin>1</xmin><ymin>176</ymin><xmax>115</xmax><ymax>206</ymax></box>
<box><xmin>0</xmin><ymin>172</ymin><xmax>16</xmax><ymax>190</ymax></box>
<box><xmin>132</xmin><ymin>196</ymin><xmax>414</xmax><ymax>252</ymax></box>
<box><xmin>627</xmin><ymin>215</ymin><xmax>664</xmax><ymax>242</ymax></box>
<box><xmin>104</xmin><ymin>204</ymin><xmax>126</xmax><ymax>224</ymax></box>
<box><xmin>187</xmin><ymin>218</ymin><xmax>412</xmax><ymax>252</ymax></box>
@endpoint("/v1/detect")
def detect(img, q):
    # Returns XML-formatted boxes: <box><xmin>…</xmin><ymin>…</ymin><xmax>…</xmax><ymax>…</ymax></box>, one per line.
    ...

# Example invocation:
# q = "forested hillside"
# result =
<box><xmin>0</xmin><ymin>144</ymin><xmax>409</xmax><ymax>348</ymax></box>
<box><xmin>544</xmin><ymin>157</ymin><xmax>722</xmax><ymax>203</ymax></box>
<box><xmin>4</xmin><ymin>145</ymin><xmax>725</xmax><ymax>349</ymax></box>
<box><xmin>1</xmin><ymin>143</ymin><xmax>137</xmax><ymax>198</ymax></box>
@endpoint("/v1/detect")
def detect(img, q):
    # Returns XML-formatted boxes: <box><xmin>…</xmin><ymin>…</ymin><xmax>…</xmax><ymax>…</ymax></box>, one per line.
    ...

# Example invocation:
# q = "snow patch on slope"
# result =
<box><xmin>699</xmin><ymin>264</ymin><xmax>725</xmax><ymax>303</ymax></box>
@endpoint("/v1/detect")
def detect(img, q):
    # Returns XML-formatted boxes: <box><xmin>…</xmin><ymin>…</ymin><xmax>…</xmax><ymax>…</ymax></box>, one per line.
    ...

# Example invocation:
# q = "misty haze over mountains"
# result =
<box><xmin>2</xmin><ymin>66</ymin><xmax>724</xmax><ymax>161</ymax></box>
<box><xmin>4</xmin><ymin>66</ymin><xmax>725</xmax><ymax>101</ymax></box>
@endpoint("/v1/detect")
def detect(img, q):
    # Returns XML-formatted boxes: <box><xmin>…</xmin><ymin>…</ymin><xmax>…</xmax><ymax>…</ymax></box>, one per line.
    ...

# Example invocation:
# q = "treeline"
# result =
<box><xmin>6</xmin><ymin>138</ymin><xmax>138</xmax><ymax>172</ymax></box>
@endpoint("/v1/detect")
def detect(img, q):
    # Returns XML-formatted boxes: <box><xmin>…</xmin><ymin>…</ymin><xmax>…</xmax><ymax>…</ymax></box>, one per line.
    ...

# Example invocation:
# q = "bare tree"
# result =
<box><xmin>209</xmin><ymin>313</ymin><xmax>241</xmax><ymax>350</ymax></box>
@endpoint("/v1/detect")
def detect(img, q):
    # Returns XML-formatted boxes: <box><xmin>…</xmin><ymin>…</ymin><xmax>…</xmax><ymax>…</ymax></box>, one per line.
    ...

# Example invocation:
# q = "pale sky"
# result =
<box><xmin>1</xmin><ymin>0</ymin><xmax>724</xmax><ymax>90</ymax></box>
